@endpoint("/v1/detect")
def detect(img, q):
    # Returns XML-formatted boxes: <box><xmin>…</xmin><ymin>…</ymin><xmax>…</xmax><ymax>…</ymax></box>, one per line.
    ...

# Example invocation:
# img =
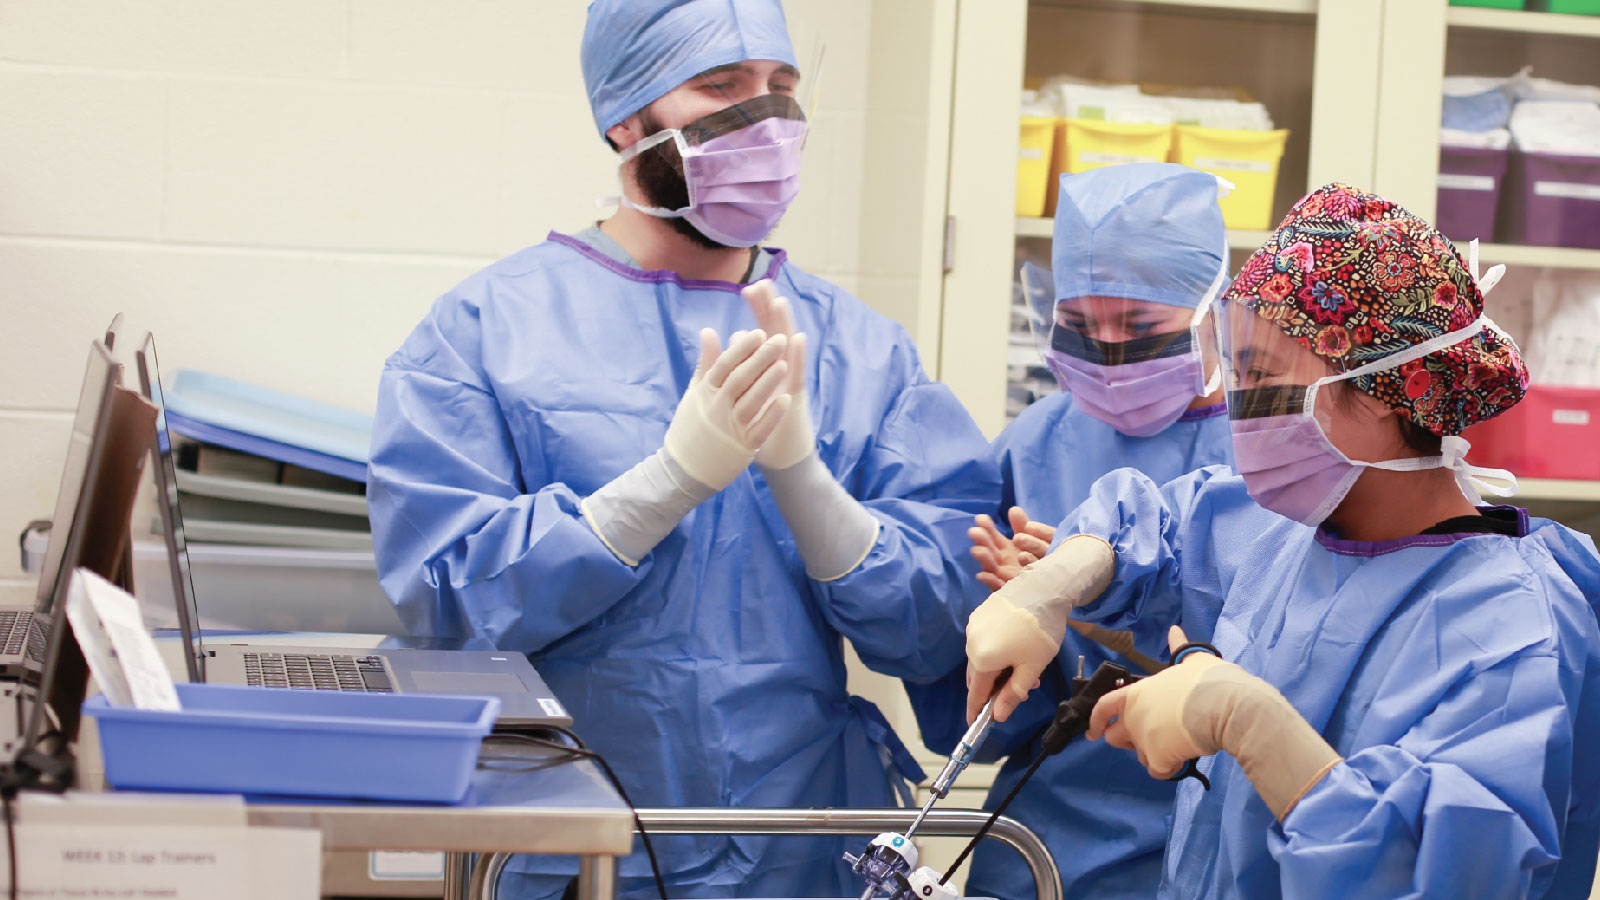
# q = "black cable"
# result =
<box><xmin>2</xmin><ymin>786</ymin><xmax>15</xmax><ymax>900</ymax></box>
<box><xmin>939</xmin><ymin>750</ymin><xmax>1049</xmax><ymax>885</ymax></box>
<box><xmin>482</xmin><ymin>732</ymin><xmax>668</xmax><ymax>900</ymax></box>
<box><xmin>1</xmin><ymin>726</ymin><xmax>74</xmax><ymax>900</ymax></box>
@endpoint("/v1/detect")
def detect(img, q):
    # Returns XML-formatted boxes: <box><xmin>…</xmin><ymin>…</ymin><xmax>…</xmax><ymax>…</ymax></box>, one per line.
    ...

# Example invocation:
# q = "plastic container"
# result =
<box><xmin>1172</xmin><ymin>125</ymin><xmax>1290</xmax><ymax>231</ymax></box>
<box><xmin>1059</xmin><ymin>119</ymin><xmax>1174</xmax><ymax>176</ymax></box>
<box><xmin>1502</xmin><ymin>150</ymin><xmax>1600</xmax><ymax>250</ymax></box>
<box><xmin>1465</xmin><ymin>385</ymin><xmax>1600</xmax><ymax>481</ymax></box>
<box><xmin>1546</xmin><ymin>0</ymin><xmax>1600</xmax><ymax>14</ymax></box>
<box><xmin>1436</xmin><ymin>143</ymin><xmax>1510</xmax><ymax>241</ymax></box>
<box><xmin>21</xmin><ymin>529</ymin><xmax>404</xmax><ymax>635</ymax></box>
<box><xmin>86</xmin><ymin>683</ymin><xmax>499</xmax><ymax>802</ymax></box>
<box><xmin>1016</xmin><ymin>116</ymin><xmax>1057</xmax><ymax>218</ymax></box>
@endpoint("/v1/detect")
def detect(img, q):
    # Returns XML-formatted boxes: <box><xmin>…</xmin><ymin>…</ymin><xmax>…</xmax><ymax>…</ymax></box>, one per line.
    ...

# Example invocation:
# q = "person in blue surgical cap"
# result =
<box><xmin>963</xmin><ymin>184</ymin><xmax>1600</xmax><ymax>900</ymax></box>
<box><xmin>905</xmin><ymin>164</ymin><xmax>1243</xmax><ymax>900</ymax></box>
<box><xmin>366</xmin><ymin>2</ymin><xmax>998</xmax><ymax>898</ymax></box>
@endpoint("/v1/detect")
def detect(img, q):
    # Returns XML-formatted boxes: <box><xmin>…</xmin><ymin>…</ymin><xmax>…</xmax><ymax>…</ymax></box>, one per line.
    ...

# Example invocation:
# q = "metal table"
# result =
<box><xmin>241</xmin><ymin>738</ymin><xmax>634</xmax><ymax>900</ymax></box>
<box><xmin>466</xmin><ymin>807</ymin><xmax>1062</xmax><ymax>900</ymax></box>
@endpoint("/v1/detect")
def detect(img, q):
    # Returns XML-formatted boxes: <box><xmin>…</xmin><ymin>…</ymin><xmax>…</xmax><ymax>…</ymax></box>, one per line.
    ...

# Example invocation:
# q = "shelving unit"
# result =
<box><xmin>1473</xmin><ymin>243</ymin><xmax>1600</xmax><ymax>271</ymax></box>
<box><xmin>1519</xmin><ymin>478</ymin><xmax>1600</xmax><ymax>503</ymax></box>
<box><xmin>942</xmin><ymin>2</ymin><xmax>1600</xmax><ymax>511</ymax></box>
<box><xmin>1115</xmin><ymin>0</ymin><xmax>1315</xmax><ymax>13</ymax></box>
<box><xmin>1016</xmin><ymin>217</ymin><xmax>1273</xmax><ymax>251</ymax></box>
<box><xmin>1446</xmin><ymin>6</ymin><xmax>1600</xmax><ymax>39</ymax></box>
<box><xmin>1036</xmin><ymin>0</ymin><xmax>1312</xmax><ymax>14</ymax></box>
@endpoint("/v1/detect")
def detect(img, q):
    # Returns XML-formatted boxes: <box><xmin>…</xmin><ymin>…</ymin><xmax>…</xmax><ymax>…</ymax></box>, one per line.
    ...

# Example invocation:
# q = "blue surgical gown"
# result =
<box><xmin>906</xmin><ymin>392</ymin><xmax>1234</xmax><ymax>900</ymax></box>
<box><xmin>1066</xmin><ymin>466</ymin><xmax>1600</xmax><ymax>900</ymax></box>
<box><xmin>367</xmin><ymin>232</ymin><xmax>999</xmax><ymax>899</ymax></box>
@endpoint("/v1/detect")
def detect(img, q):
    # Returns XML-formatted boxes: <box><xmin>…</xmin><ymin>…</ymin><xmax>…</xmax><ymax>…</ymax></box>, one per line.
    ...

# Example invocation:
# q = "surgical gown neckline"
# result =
<box><xmin>1313</xmin><ymin>504</ymin><xmax>1531</xmax><ymax>557</ymax></box>
<box><xmin>548</xmin><ymin>231</ymin><xmax>786</xmax><ymax>292</ymax></box>
<box><xmin>1178</xmin><ymin>401</ymin><xmax>1227</xmax><ymax>422</ymax></box>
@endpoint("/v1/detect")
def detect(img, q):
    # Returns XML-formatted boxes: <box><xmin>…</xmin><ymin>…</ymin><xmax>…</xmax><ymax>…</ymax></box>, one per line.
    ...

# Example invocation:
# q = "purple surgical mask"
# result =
<box><xmin>616</xmin><ymin>96</ymin><xmax>807</xmax><ymax>248</ymax></box>
<box><xmin>1046</xmin><ymin>340</ymin><xmax>1213</xmax><ymax>438</ymax></box>
<box><xmin>1226</xmin><ymin>316</ymin><xmax>1518</xmax><ymax>526</ymax></box>
<box><xmin>1037</xmin><ymin>259</ymin><xmax>1226</xmax><ymax>437</ymax></box>
<box><xmin>1229</xmin><ymin>408</ymin><xmax>1365</xmax><ymax>525</ymax></box>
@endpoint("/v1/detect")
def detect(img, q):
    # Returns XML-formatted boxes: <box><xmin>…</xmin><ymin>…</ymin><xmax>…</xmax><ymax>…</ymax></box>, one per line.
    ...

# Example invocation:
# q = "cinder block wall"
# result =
<box><xmin>0</xmin><ymin>0</ymin><xmax>875</xmax><ymax>605</ymax></box>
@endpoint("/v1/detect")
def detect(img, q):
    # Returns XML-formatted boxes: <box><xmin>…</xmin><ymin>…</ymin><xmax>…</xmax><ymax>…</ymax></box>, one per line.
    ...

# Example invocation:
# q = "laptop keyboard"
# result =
<box><xmin>242</xmin><ymin>652</ymin><xmax>393</xmax><ymax>692</ymax></box>
<box><xmin>0</xmin><ymin>611</ymin><xmax>39</xmax><ymax>659</ymax></box>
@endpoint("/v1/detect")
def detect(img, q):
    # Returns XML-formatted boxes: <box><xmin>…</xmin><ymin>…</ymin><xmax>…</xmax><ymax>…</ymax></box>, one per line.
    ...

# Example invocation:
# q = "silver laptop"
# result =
<box><xmin>134</xmin><ymin>332</ymin><xmax>572</xmax><ymax>729</ymax></box>
<box><xmin>1</xmin><ymin>318</ymin><xmax>127</xmax><ymax>681</ymax></box>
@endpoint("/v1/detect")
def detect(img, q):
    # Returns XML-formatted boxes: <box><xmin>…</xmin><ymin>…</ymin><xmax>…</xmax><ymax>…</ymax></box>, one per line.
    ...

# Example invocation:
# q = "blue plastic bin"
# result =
<box><xmin>85</xmin><ymin>683</ymin><xmax>499</xmax><ymax>803</ymax></box>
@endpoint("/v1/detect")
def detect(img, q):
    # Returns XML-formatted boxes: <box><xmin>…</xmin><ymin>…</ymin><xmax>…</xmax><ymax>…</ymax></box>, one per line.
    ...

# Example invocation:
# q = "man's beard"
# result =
<box><xmin>631</xmin><ymin>110</ymin><xmax>731</xmax><ymax>250</ymax></box>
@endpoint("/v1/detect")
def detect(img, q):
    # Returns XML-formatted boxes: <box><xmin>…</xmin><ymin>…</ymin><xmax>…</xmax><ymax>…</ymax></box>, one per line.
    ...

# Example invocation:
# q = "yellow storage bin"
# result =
<box><xmin>1061</xmin><ymin>119</ymin><xmax>1174</xmax><ymax>173</ymax></box>
<box><xmin>1017</xmin><ymin>116</ymin><xmax>1057</xmax><ymax>218</ymax></box>
<box><xmin>1172</xmin><ymin>125</ymin><xmax>1290</xmax><ymax>231</ymax></box>
<box><xmin>1045</xmin><ymin>119</ymin><xmax>1175</xmax><ymax>217</ymax></box>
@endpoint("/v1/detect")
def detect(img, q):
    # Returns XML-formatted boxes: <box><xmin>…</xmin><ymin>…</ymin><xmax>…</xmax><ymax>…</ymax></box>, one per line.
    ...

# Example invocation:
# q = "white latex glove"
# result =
<box><xmin>663</xmin><ymin>328</ymin><xmax>793</xmax><ymax>491</ymax></box>
<box><xmin>1088</xmin><ymin>626</ymin><xmax>1342</xmax><ymax>821</ymax></box>
<box><xmin>741</xmin><ymin>280</ymin><xmax>814</xmax><ymax>471</ymax></box>
<box><xmin>965</xmin><ymin>534</ymin><xmax>1114</xmax><ymax>723</ymax></box>
<box><xmin>969</xmin><ymin>507</ymin><xmax>1058</xmax><ymax>592</ymax></box>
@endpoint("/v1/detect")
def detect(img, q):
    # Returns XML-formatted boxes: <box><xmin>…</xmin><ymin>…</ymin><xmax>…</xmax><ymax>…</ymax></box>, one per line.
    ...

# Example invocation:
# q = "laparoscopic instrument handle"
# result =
<box><xmin>1045</xmin><ymin>659</ymin><xmax>1210</xmax><ymax>790</ymax></box>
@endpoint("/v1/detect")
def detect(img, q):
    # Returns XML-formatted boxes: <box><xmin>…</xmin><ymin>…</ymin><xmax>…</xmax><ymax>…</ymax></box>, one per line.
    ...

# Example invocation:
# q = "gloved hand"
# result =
<box><xmin>664</xmin><ymin>327</ymin><xmax>793</xmax><ymax>491</ymax></box>
<box><xmin>1087</xmin><ymin>626</ymin><xmax>1342</xmax><ymax>821</ymax></box>
<box><xmin>965</xmin><ymin>534</ymin><xmax>1115</xmax><ymax>723</ymax></box>
<box><xmin>969</xmin><ymin>506</ymin><xmax>1058</xmax><ymax>591</ymax></box>
<box><xmin>580</xmin><ymin>328</ymin><xmax>791</xmax><ymax>568</ymax></box>
<box><xmin>739</xmin><ymin>279</ymin><xmax>882</xmax><ymax>581</ymax></box>
<box><xmin>741</xmin><ymin>279</ymin><xmax>814</xmax><ymax>471</ymax></box>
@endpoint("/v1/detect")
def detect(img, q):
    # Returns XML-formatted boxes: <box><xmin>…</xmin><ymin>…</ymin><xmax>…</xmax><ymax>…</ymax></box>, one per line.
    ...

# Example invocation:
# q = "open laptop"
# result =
<box><xmin>12</xmin><ymin>339</ymin><xmax>157</xmax><ymax>763</ymax></box>
<box><xmin>134</xmin><ymin>332</ymin><xmax>572</xmax><ymax>729</ymax></box>
<box><xmin>0</xmin><ymin>343</ymin><xmax>123</xmax><ymax>684</ymax></box>
<box><xmin>1</xmin><ymin>317</ymin><xmax>127</xmax><ymax>681</ymax></box>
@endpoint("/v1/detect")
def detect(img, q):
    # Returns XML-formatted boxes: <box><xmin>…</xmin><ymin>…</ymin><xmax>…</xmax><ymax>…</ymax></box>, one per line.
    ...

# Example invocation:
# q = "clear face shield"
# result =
<box><xmin>1218</xmin><ymin>285</ymin><xmax>1518</xmax><ymax>526</ymax></box>
<box><xmin>1021</xmin><ymin>260</ymin><xmax>1225</xmax><ymax>437</ymax></box>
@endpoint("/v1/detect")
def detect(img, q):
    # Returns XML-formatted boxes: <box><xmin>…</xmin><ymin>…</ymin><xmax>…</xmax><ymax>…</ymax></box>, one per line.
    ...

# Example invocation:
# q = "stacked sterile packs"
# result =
<box><xmin>1438</xmin><ymin>69</ymin><xmax>1600</xmax><ymax>248</ymax></box>
<box><xmin>162</xmin><ymin>370</ymin><xmax>374</xmax><ymax>553</ymax></box>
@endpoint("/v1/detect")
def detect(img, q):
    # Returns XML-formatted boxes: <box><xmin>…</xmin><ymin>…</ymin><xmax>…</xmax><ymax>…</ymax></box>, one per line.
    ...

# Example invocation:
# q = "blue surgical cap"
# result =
<box><xmin>1051</xmin><ymin>163</ymin><xmax>1229</xmax><ymax>310</ymax></box>
<box><xmin>582</xmin><ymin>0</ymin><xmax>799</xmax><ymax>143</ymax></box>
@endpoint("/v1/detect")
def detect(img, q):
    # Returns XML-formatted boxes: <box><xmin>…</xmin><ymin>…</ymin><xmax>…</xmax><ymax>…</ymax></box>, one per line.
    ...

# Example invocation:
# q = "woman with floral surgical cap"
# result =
<box><xmin>962</xmin><ymin>184</ymin><xmax>1600</xmax><ymax>899</ymax></box>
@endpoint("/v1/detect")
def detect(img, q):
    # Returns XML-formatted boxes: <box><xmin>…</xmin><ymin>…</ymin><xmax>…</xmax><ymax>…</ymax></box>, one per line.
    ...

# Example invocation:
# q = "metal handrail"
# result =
<box><xmin>468</xmin><ymin>807</ymin><xmax>1061</xmax><ymax>900</ymax></box>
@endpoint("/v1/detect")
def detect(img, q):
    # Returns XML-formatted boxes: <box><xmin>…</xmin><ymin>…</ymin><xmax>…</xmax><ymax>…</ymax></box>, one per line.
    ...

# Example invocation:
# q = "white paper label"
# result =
<box><xmin>1193</xmin><ymin>156</ymin><xmax>1273</xmax><ymax>174</ymax></box>
<box><xmin>1018</xmin><ymin>147</ymin><xmax>1044</xmax><ymax>160</ymax></box>
<box><xmin>1437</xmin><ymin>174</ymin><xmax>1495</xmax><ymax>192</ymax></box>
<box><xmin>1</xmin><ymin>824</ymin><xmax>320</xmax><ymax>899</ymax></box>
<box><xmin>66</xmin><ymin>568</ymin><xmax>180</xmax><ymax>711</ymax></box>
<box><xmin>1552</xmin><ymin>409</ymin><xmax>1591</xmax><ymax>426</ymax></box>
<box><xmin>1078</xmin><ymin>152</ymin><xmax>1160</xmax><ymax>167</ymax></box>
<box><xmin>1534</xmin><ymin>181</ymin><xmax>1600</xmax><ymax>201</ymax></box>
<box><xmin>370</xmin><ymin>851</ymin><xmax>445</xmax><ymax>880</ymax></box>
<box><xmin>538</xmin><ymin>697</ymin><xmax>567</xmax><ymax>718</ymax></box>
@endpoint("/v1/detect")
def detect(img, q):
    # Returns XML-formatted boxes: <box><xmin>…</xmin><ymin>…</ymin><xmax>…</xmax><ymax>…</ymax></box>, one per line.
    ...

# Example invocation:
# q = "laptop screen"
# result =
<box><xmin>20</xmin><ymin>339</ymin><xmax>135</xmax><ymax>754</ymax></box>
<box><xmin>134</xmin><ymin>333</ymin><xmax>206</xmax><ymax>683</ymax></box>
<box><xmin>32</xmin><ymin>344</ymin><xmax>120</xmax><ymax>622</ymax></box>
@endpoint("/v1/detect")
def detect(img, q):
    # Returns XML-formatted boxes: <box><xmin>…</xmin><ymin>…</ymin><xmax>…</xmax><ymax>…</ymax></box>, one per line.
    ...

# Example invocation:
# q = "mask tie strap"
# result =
<box><xmin>1467</xmin><ymin>239</ymin><xmax>1507</xmax><ymax>296</ymax></box>
<box><xmin>1440</xmin><ymin>434</ymin><xmax>1518</xmax><ymax>504</ymax></box>
<box><xmin>600</xmin><ymin>129</ymin><xmax>695</xmax><ymax>219</ymax></box>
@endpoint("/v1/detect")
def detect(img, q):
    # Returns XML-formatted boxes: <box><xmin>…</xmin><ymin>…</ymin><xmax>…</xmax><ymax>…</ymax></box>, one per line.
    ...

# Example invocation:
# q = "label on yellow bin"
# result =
<box><xmin>1193</xmin><ymin>156</ymin><xmax>1273</xmax><ymax>174</ymax></box>
<box><xmin>1081</xmin><ymin>151</ymin><xmax>1163</xmax><ymax>167</ymax></box>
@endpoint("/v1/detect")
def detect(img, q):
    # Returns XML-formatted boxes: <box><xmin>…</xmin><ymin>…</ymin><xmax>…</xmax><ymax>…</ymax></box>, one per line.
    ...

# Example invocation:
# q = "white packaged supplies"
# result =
<box><xmin>1509</xmin><ymin>100</ymin><xmax>1600</xmax><ymax>157</ymax></box>
<box><xmin>1526</xmin><ymin>271</ymin><xmax>1600</xmax><ymax>388</ymax></box>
